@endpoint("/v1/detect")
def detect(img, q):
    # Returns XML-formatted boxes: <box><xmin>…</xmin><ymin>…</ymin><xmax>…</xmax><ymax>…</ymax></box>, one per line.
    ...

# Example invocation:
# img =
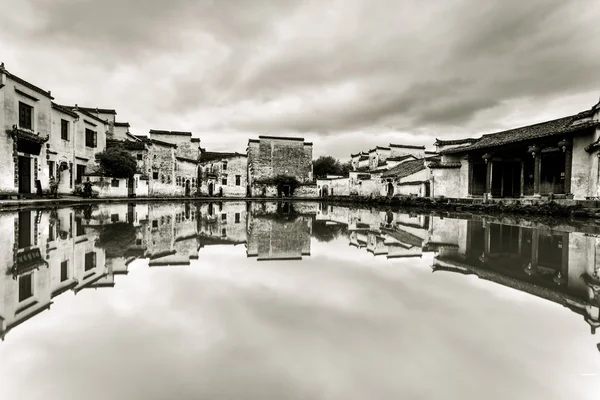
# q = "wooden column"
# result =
<box><xmin>486</xmin><ymin>161</ymin><xmax>493</xmax><ymax>198</ymax></box>
<box><xmin>468</xmin><ymin>159</ymin><xmax>474</xmax><ymax>196</ymax></box>
<box><xmin>564</xmin><ymin>149</ymin><xmax>572</xmax><ymax>195</ymax></box>
<box><xmin>533</xmin><ymin>154</ymin><xmax>541</xmax><ymax>196</ymax></box>
<box><xmin>520</xmin><ymin>160</ymin><xmax>525</xmax><ymax>197</ymax></box>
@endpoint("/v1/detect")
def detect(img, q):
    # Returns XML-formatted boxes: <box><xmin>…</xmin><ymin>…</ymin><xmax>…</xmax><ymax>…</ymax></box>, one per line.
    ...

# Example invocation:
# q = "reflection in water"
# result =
<box><xmin>1</xmin><ymin>201</ymin><xmax>600</xmax><ymax>357</ymax></box>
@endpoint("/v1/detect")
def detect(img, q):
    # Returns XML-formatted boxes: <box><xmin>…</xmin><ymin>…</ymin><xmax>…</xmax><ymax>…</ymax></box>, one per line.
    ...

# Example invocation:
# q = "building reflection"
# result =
<box><xmin>0</xmin><ymin>201</ymin><xmax>316</xmax><ymax>339</ymax></box>
<box><xmin>2</xmin><ymin>202</ymin><xmax>600</xmax><ymax>352</ymax></box>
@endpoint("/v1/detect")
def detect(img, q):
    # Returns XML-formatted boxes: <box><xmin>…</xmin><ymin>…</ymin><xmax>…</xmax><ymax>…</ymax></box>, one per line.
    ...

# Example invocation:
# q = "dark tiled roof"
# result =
<box><xmin>58</xmin><ymin>105</ymin><xmax>108</xmax><ymax>125</ymax></box>
<box><xmin>77</xmin><ymin>106</ymin><xmax>116</xmax><ymax>114</ymax></box>
<box><xmin>441</xmin><ymin>113</ymin><xmax>600</xmax><ymax>154</ymax></box>
<box><xmin>107</xmin><ymin>139</ymin><xmax>147</xmax><ymax>151</ymax></box>
<box><xmin>149</xmin><ymin>138</ymin><xmax>177</xmax><ymax>148</ymax></box>
<box><xmin>434</xmin><ymin>138</ymin><xmax>478</xmax><ymax>146</ymax></box>
<box><xmin>3</xmin><ymin>68</ymin><xmax>54</xmax><ymax>99</ymax></box>
<box><xmin>258</xmin><ymin>135</ymin><xmax>305</xmax><ymax>141</ymax></box>
<box><xmin>51</xmin><ymin>102</ymin><xmax>78</xmax><ymax>118</ymax></box>
<box><xmin>149</xmin><ymin>130</ymin><xmax>192</xmax><ymax>136</ymax></box>
<box><xmin>114</xmin><ymin>121</ymin><xmax>130</xmax><ymax>127</ymax></box>
<box><xmin>376</xmin><ymin>146</ymin><xmax>390</xmax><ymax>150</ymax></box>
<box><xmin>382</xmin><ymin>159</ymin><xmax>426</xmax><ymax>178</ymax></box>
<box><xmin>359</xmin><ymin>155</ymin><xmax>369</xmax><ymax>161</ymax></box>
<box><xmin>389</xmin><ymin>144</ymin><xmax>426</xmax><ymax>150</ymax></box>
<box><xmin>428</xmin><ymin>162</ymin><xmax>461</xmax><ymax>169</ymax></box>
<box><xmin>386</xmin><ymin>155</ymin><xmax>415</xmax><ymax>162</ymax></box>
<box><xmin>191</xmin><ymin>138</ymin><xmax>201</xmax><ymax>143</ymax></box>
<box><xmin>201</xmin><ymin>151</ymin><xmax>246</xmax><ymax>163</ymax></box>
<box><xmin>176</xmin><ymin>156</ymin><xmax>198</xmax><ymax>163</ymax></box>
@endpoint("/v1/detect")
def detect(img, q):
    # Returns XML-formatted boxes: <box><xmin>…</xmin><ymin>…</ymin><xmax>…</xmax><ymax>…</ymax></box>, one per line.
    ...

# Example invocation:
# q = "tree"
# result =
<box><xmin>313</xmin><ymin>156</ymin><xmax>352</xmax><ymax>179</ymax></box>
<box><xmin>95</xmin><ymin>147</ymin><xmax>138</xmax><ymax>178</ymax></box>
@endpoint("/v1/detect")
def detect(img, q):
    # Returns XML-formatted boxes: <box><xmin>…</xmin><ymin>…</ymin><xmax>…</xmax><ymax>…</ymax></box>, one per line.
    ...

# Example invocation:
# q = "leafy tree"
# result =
<box><xmin>313</xmin><ymin>156</ymin><xmax>352</xmax><ymax>178</ymax></box>
<box><xmin>95</xmin><ymin>147</ymin><xmax>138</xmax><ymax>178</ymax></box>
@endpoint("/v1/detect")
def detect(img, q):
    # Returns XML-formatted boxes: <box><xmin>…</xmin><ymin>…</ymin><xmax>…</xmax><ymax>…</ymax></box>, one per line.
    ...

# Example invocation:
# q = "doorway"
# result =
<box><xmin>387</xmin><ymin>181</ymin><xmax>394</xmax><ymax>197</ymax></box>
<box><xmin>185</xmin><ymin>180</ymin><xmax>191</xmax><ymax>196</ymax></box>
<box><xmin>128</xmin><ymin>177</ymin><xmax>135</xmax><ymax>197</ymax></box>
<box><xmin>208</xmin><ymin>182</ymin><xmax>214</xmax><ymax>196</ymax></box>
<box><xmin>18</xmin><ymin>156</ymin><xmax>31</xmax><ymax>194</ymax></box>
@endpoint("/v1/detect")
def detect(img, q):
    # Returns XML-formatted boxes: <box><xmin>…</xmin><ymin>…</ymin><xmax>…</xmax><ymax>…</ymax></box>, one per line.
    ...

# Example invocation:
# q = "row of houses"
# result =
<box><xmin>0</xmin><ymin>63</ymin><xmax>316</xmax><ymax>198</ymax></box>
<box><xmin>335</xmin><ymin>97</ymin><xmax>600</xmax><ymax>201</ymax></box>
<box><xmin>3</xmin><ymin>201</ymin><xmax>599</xmax><ymax>347</ymax></box>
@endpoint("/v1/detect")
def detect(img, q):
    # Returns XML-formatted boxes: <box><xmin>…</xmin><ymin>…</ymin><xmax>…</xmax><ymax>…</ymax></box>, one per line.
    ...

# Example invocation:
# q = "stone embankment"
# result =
<box><xmin>320</xmin><ymin>195</ymin><xmax>600</xmax><ymax>220</ymax></box>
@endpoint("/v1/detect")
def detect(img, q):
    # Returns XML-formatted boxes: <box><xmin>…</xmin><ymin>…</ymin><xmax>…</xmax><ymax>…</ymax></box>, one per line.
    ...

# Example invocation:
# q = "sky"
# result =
<box><xmin>1</xmin><ymin>0</ymin><xmax>599</xmax><ymax>159</ymax></box>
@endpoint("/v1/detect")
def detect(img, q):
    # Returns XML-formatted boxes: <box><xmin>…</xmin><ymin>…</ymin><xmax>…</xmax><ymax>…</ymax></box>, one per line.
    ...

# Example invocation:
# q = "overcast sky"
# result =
<box><xmin>1</xmin><ymin>0</ymin><xmax>599</xmax><ymax>159</ymax></box>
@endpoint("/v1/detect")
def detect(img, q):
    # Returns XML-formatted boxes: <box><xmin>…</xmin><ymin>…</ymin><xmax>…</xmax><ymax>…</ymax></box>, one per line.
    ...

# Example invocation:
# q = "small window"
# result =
<box><xmin>60</xmin><ymin>260</ymin><xmax>68</xmax><ymax>282</ymax></box>
<box><xmin>161</xmin><ymin>175</ymin><xmax>165</xmax><ymax>184</ymax></box>
<box><xmin>111</xmin><ymin>213</ymin><xmax>119</xmax><ymax>222</ymax></box>
<box><xmin>136</xmin><ymin>239</ymin><xmax>142</xmax><ymax>245</ymax></box>
<box><xmin>221</xmin><ymin>213</ymin><xmax>226</xmax><ymax>221</ymax></box>
<box><xmin>111</xmin><ymin>179</ymin><xmax>119</xmax><ymax>187</ymax></box>
<box><xmin>61</xmin><ymin>119</ymin><xmax>69</xmax><ymax>140</ymax></box>
<box><xmin>235</xmin><ymin>175</ymin><xmax>241</xmax><ymax>186</ymax></box>
<box><xmin>167</xmin><ymin>175</ymin><xmax>171</xmax><ymax>184</ymax></box>
<box><xmin>222</xmin><ymin>175</ymin><xmax>227</xmax><ymax>186</ymax></box>
<box><xmin>48</xmin><ymin>161</ymin><xmax>55</xmax><ymax>179</ymax></box>
<box><xmin>85</xmin><ymin>129</ymin><xmax>97</xmax><ymax>148</ymax></box>
<box><xmin>152</xmin><ymin>171</ymin><xmax>159</xmax><ymax>180</ymax></box>
<box><xmin>235</xmin><ymin>213</ymin><xmax>240</xmax><ymax>223</ymax></box>
<box><xmin>137</xmin><ymin>154</ymin><xmax>143</xmax><ymax>160</ymax></box>
<box><xmin>152</xmin><ymin>220</ymin><xmax>158</xmax><ymax>228</ymax></box>
<box><xmin>84</xmin><ymin>252</ymin><xmax>96</xmax><ymax>271</ymax></box>
<box><xmin>222</xmin><ymin>161</ymin><xmax>228</xmax><ymax>171</ymax></box>
<box><xmin>18</xmin><ymin>102</ymin><xmax>33</xmax><ymax>130</ymax></box>
<box><xmin>18</xmin><ymin>274</ymin><xmax>33</xmax><ymax>302</ymax></box>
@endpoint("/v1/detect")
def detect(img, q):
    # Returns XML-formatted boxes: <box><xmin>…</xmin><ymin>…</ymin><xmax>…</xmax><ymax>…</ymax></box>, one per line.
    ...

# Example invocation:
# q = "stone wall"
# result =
<box><xmin>572</xmin><ymin>129</ymin><xmax>598</xmax><ymax>199</ymax></box>
<box><xmin>148</xmin><ymin>142</ymin><xmax>176</xmax><ymax>196</ymax></box>
<box><xmin>199</xmin><ymin>155</ymin><xmax>248</xmax><ymax>197</ymax></box>
<box><xmin>294</xmin><ymin>184</ymin><xmax>319</xmax><ymax>198</ymax></box>
<box><xmin>248</xmin><ymin>137</ymin><xmax>313</xmax><ymax>185</ymax></box>
<box><xmin>175</xmin><ymin>158</ymin><xmax>198</xmax><ymax>196</ymax></box>
<box><xmin>87</xmin><ymin>176</ymin><xmax>129</xmax><ymax>198</ymax></box>
<box><xmin>317</xmin><ymin>178</ymin><xmax>350</xmax><ymax>196</ymax></box>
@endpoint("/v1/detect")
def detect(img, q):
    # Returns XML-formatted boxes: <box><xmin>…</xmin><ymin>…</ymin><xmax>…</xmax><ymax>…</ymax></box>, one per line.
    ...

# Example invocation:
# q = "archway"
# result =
<box><xmin>321</xmin><ymin>184</ymin><xmax>329</xmax><ymax>197</ymax></box>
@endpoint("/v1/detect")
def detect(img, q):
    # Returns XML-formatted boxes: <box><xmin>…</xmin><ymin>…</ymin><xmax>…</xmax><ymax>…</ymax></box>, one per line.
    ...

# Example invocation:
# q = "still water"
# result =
<box><xmin>0</xmin><ymin>201</ymin><xmax>599</xmax><ymax>399</ymax></box>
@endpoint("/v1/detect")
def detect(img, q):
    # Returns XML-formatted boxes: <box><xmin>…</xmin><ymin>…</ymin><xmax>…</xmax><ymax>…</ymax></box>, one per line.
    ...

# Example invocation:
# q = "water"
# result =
<box><xmin>0</xmin><ymin>201</ymin><xmax>599</xmax><ymax>399</ymax></box>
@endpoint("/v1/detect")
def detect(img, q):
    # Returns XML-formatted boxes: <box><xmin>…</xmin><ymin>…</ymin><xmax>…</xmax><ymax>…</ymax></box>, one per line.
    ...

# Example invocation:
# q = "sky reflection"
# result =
<box><xmin>0</xmin><ymin>202</ymin><xmax>599</xmax><ymax>399</ymax></box>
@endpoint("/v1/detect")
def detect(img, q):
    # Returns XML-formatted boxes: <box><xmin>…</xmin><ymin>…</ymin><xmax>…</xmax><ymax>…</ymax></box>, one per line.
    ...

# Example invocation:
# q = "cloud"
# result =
<box><xmin>0</xmin><ymin>0</ymin><xmax>599</xmax><ymax>159</ymax></box>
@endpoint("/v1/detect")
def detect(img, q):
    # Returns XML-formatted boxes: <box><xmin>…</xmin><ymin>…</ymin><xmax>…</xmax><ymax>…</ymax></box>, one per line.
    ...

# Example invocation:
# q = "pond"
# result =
<box><xmin>0</xmin><ymin>201</ymin><xmax>599</xmax><ymax>399</ymax></box>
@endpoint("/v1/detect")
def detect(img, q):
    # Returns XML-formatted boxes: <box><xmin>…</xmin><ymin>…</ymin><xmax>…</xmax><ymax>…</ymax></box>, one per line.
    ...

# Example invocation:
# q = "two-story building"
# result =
<box><xmin>198</xmin><ymin>151</ymin><xmax>248</xmax><ymax>197</ymax></box>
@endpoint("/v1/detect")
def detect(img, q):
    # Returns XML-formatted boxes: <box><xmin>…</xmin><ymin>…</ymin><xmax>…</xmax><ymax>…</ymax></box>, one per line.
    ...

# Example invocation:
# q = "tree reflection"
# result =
<box><xmin>312</xmin><ymin>220</ymin><xmax>348</xmax><ymax>243</ymax></box>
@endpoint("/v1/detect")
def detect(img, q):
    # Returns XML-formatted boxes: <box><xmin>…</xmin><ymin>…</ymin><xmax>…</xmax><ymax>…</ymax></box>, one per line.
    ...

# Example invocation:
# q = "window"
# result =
<box><xmin>235</xmin><ymin>213</ymin><xmax>240</xmax><ymax>223</ymax></box>
<box><xmin>222</xmin><ymin>161</ymin><xmax>228</xmax><ymax>171</ymax></box>
<box><xmin>221</xmin><ymin>213</ymin><xmax>226</xmax><ymax>221</ymax></box>
<box><xmin>61</xmin><ymin>119</ymin><xmax>69</xmax><ymax>140</ymax></box>
<box><xmin>48</xmin><ymin>161</ymin><xmax>55</xmax><ymax>179</ymax></box>
<box><xmin>75</xmin><ymin>220</ymin><xmax>85</xmax><ymax>238</ymax></box>
<box><xmin>235</xmin><ymin>175</ymin><xmax>241</xmax><ymax>186</ymax></box>
<box><xmin>19</xmin><ymin>102</ymin><xmax>33</xmax><ymax>130</ymax></box>
<box><xmin>111</xmin><ymin>179</ymin><xmax>119</xmax><ymax>187</ymax></box>
<box><xmin>18</xmin><ymin>274</ymin><xmax>33</xmax><ymax>302</ymax></box>
<box><xmin>76</xmin><ymin>165</ymin><xmax>85</xmax><ymax>184</ymax></box>
<box><xmin>161</xmin><ymin>175</ymin><xmax>165</xmax><ymax>183</ymax></box>
<box><xmin>152</xmin><ymin>220</ymin><xmax>158</xmax><ymax>228</ymax></box>
<box><xmin>176</xmin><ymin>177</ymin><xmax>180</xmax><ymax>186</ymax></box>
<box><xmin>111</xmin><ymin>213</ymin><xmax>119</xmax><ymax>222</ymax></box>
<box><xmin>137</xmin><ymin>154</ymin><xmax>143</xmax><ymax>160</ymax></box>
<box><xmin>85</xmin><ymin>129</ymin><xmax>97</xmax><ymax>148</ymax></box>
<box><xmin>191</xmin><ymin>178</ymin><xmax>195</xmax><ymax>187</ymax></box>
<box><xmin>152</xmin><ymin>171</ymin><xmax>159</xmax><ymax>180</ymax></box>
<box><xmin>60</xmin><ymin>261</ymin><xmax>68</xmax><ymax>282</ymax></box>
<box><xmin>222</xmin><ymin>175</ymin><xmax>227</xmax><ymax>186</ymax></box>
<box><xmin>167</xmin><ymin>175</ymin><xmax>171</xmax><ymax>184</ymax></box>
<box><xmin>84</xmin><ymin>252</ymin><xmax>96</xmax><ymax>271</ymax></box>
<box><xmin>136</xmin><ymin>239</ymin><xmax>142</xmax><ymax>245</ymax></box>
